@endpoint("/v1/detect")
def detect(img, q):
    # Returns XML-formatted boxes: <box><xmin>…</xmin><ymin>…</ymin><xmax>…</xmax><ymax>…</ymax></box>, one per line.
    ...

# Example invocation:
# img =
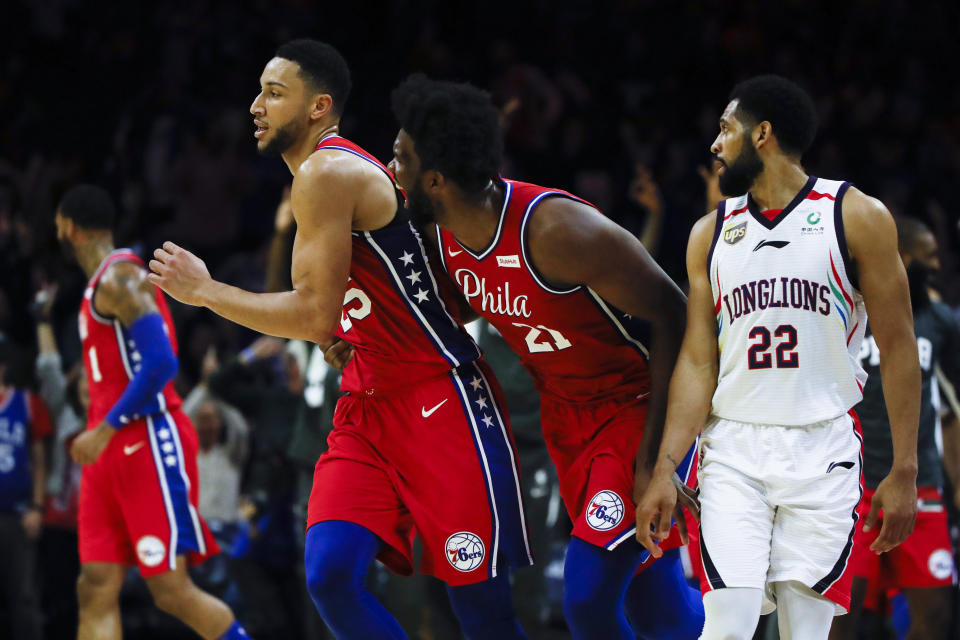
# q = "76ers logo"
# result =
<box><xmin>586</xmin><ymin>490</ymin><xmax>624</xmax><ymax>531</ymax></box>
<box><xmin>445</xmin><ymin>531</ymin><xmax>485</xmax><ymax>572</ymax></box>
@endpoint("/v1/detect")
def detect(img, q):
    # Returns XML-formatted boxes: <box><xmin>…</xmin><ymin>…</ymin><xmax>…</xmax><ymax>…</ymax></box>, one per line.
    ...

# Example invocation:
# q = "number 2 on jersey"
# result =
<box><xmin>747</xmin><ymin>324</ymin><xmax>798</xmax><ymax>369</ymax></box>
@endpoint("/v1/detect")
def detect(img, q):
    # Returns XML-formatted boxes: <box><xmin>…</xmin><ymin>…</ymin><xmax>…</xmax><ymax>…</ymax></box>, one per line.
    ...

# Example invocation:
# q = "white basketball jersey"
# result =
<box><xmin>708</xmin><ymin>176</ymin><xmax>867</xmax><ymax>425</ymax></box>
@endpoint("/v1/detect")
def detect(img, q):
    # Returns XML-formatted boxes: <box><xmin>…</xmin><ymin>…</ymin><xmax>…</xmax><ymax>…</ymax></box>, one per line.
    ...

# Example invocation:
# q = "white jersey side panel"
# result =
<box><xmin>708</xmin><ymin>177</ymin><xmax>868</xmax><ymax>425</ymax></box>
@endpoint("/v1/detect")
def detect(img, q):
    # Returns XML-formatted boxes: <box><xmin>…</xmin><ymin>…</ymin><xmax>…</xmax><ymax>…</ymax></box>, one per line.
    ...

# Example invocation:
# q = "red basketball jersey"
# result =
<box><xmin>79</xmin><ymin>250</ymin><xmax>183</xmax><ymax>430</ymax></box>
<box><xmin>436</xmin><ymin>179</ymin><xmax>650</xmax><ymax>403</ymax></box>
<box><xmin>320</xmin><ymin>135</ymin><xmax>481</xmax><ymax>393</ymax></box>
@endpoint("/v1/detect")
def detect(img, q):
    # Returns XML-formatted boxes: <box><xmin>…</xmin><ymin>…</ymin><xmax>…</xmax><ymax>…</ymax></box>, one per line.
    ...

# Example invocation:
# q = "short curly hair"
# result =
<box><xmin>391</xmin><ymin>74</ymin><xmax>502</xmax><ymax>199</ymax></box>
<box><xmin>729</xmin><ymin>75</ymin><xmax>818</xmax><ymax>157</ymax></box>
<box><xmin>58</xmin><ymin>184</ymin><xmax>116</xmax><ymax>231</ymax></box>
<box><xmin>276</xmin><ymin>39</ymin><xmax>351</xmax><ymax>115</ymax></box>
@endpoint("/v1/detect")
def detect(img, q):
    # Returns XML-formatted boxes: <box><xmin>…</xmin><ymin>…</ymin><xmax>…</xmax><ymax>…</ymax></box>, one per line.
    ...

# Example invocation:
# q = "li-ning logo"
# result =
<box><xmin>445</xmin><ymin>532</ymin><xmax>485</xmax><ymax>572</ymax></box>
<box><xmin>723</xmin><ymin>221</ymin><xmax>748</xmax><ymax>245</ymax></box>
<box><xmin>496</xmin><ymin>255</ymin><xmax>521</xmax><ymax>268</ymax></box>
<box><xmin>826</xmin><ymin>460</ymin><xmax>855</xmax><ymax>473</ymax></box>
<box><xmin>753</xmin><ymin>240</ymin><xmax>790</xmax><ymax>251</ymax></box>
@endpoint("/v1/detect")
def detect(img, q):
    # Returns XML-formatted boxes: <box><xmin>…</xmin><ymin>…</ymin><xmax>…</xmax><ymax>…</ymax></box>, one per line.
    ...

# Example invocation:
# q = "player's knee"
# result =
<box><xmin>76</xmin><ymin>566</ymin><xmax>123</xmax><ymax>608</ymax></box>
<box><xmin>305</xmin><ymin>547</ymin><xmax>359</xmax><ymax>607</ymax></box>
<box><xmin>562</xmin><ymin>583</ymin><xmax>600</xmax><ymax>626</ymax></box>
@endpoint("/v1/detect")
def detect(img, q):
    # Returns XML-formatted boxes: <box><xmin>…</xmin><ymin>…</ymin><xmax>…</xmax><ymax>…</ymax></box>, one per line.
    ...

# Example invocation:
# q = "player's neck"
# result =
<box><xmin>444</xmin><ymin>180</ymin><xmax>504</xmax><ymax>252</ymax></box>
<box><xmin>284</xmin><ymin>121</ymin><xmax>340</xmax><ymax>176</ymax></box>
<box><xmin>76</xmin><ymin>235</ymin><xmax>116</xmax><ymax>278</ymax></box>
<box><xmin>748</xmin><ymin>159</ymin><xmax>808</xmax><ymax>211</ymax></box>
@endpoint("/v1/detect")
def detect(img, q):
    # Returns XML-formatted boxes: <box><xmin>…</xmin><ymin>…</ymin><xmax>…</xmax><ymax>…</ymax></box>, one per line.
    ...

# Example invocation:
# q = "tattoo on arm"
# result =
<box><xmin>95</xmin><ymin>262</ymin><xmax>160</xmax><ymax>327</ymax></box>
<box><xmin>665</xmin><ymin>453</ymin><xmax>679</xmax><ymax>468</ymax></box>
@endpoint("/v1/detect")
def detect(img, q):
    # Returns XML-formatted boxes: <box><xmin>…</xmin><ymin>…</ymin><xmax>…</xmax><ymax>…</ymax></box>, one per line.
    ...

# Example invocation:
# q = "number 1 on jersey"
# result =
<box><xmin>747</xmin><ymin>324</ymin><xmax>798</xmax><ymax>369</ymax></box>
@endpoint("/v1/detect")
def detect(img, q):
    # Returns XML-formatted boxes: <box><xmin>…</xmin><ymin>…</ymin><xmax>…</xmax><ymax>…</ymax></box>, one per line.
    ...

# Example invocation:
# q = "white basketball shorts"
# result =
<box><xmin>697</xmin><ymin>411</ymin><xmax>863</xmax><ymax>615</ymax></box>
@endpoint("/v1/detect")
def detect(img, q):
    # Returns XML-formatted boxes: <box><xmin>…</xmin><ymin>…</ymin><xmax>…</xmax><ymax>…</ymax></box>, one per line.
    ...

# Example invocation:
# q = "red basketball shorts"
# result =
<box><xmin>540</xmin><ymin>394</ymin><xmax>695</xmax><ymax>558</ymax></box>
<box><xmin>307</xmin><ymin>360</ymin><xmax>533</xmax><ymax>586</ymax></box>
<box><xmin>79</xmin><ymin>410</ymin><xmax>218</xmax><ymax>578</ymax></box>
<box><xmin>851</xmin><ymin>486</ymin><xmax>955</xmax><ymax>589</ymax></box>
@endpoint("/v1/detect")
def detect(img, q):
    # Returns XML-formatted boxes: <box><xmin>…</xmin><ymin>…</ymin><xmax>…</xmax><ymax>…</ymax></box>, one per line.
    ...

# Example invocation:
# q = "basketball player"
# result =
<box><xmin>56</xmin><ymin>185</ymin><xmax>249</xmax><ymax>640</ymax></box>
<box><xmin>636</xmin><ymin>75</ymin><xmax>920</xmax><ymax>640</ymax></box>
<box><xmin>382</xmin><ymin>74</ymin><xmax>704</xmax><ymax>640</ymax></box>
<box><xmin>148</xmin><ymin>40</ymin><xmax>532</xmax><ymax>639</ymax></box>
<box><xmin>829</xmin><ymin>217</ymin><xmax>960</xmax><ymax>640</ymax></box>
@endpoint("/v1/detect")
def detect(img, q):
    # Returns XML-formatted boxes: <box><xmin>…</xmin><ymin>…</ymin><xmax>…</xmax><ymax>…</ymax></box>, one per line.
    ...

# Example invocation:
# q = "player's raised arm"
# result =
<box><xmin>844</xmin><ymin>188</ymin><xmax>919</xmax><ymax>552</ymax></box>
<box><xmin>529</xmin><ymin>196</ymin><xmax>688</xmax><ymax>470</ymax></box>
<box><xmin>148</xmin><ymin>156</ymin><xmax>354</xmax><ymax>345</ymax></box>
<box><xmin>634</xmin><ymin>211</ymin><xmax>720</xmax><ymax>555</ymax></box>
<box><xmin>71</xmin><ymin>262</ymin><xmax>177</xmax><ymax>464</ymax></box>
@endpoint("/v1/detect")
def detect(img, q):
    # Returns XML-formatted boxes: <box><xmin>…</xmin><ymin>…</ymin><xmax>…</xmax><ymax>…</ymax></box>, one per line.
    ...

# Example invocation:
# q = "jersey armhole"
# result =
<box><xmin>519</xmin><ymin>192</ymin><xmax>583</xmax><ymax>296</ymax></box>
<box><xmin>704</xmin><ymin>202</ymin><xmax>725</xmax><ymax>280</ymax></box>
<box><xmin>832</xmin><ymin>182</ymin><xmax>857</xmax><ymax>291</ymax></box>
<box><xmin>434</xmin><ymin>224</ymin><xmax>449</xmax><ymax>273</ymax></box>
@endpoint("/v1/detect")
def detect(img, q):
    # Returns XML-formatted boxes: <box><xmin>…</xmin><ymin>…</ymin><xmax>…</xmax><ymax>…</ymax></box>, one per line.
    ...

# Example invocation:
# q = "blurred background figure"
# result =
<box><xmin>33</xmin><ymin>282</ymin><xmax>85</xmax><ymax>639</ymax></box>
<box><xmin>0</xmin><ymin>336</ymin><xmax>52</xmax><ymax>639</ymax></box>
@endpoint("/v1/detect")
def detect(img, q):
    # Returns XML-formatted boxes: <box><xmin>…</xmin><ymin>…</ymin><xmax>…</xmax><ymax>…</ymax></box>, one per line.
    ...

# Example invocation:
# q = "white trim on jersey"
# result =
<box><xmin>469</xmin><ymin>363</ymin><xmax>534</xmax><ymax>565</ymax></box>
<box><xmin>363</xmin><ymin>231</ymin><xmax>463</xmax><ymax>367</ymax></box>
<box><xmin>606</xmin><ymin>526</ymin><xmax>639</xmax><ymax>551</ymax></box>
<box><xmin>161</xmin><ymin>410</ymin><xmax>207</xmax><ymax>555</ymax></box>
<box><xmin>146</xmin><ymin>414</ymin><xmax>180</xmax><ymax>571</ymax></box>
<box><xmin>450</xmin><ymin>370</ymin><xmax>503</xmax><ymax>576</ymax></box>
<box><xmin>584</xmin><ymin>287</ymin><xmax>650</xmax><ymax>358</ymax></box>
<box><xmin>457</xmin><ymin>181</ymin><xmax>513</xmax><ymax>261</ymax></box>
<box><xmin>518</xmin><ymin>192</ymin><xmax>580</xmax><ymax>295</ymax></box>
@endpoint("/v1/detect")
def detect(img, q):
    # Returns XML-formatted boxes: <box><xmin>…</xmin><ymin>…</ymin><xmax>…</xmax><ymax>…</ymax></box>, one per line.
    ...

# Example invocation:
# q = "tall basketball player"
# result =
<box><xmin>829</xmin><ymin>217</ymin><xmax>960</xmax><ymax>640</ymax></box>
<box><xmin>57</xmin><ymin>185</ymin><xmax>249</xmax><ymax>640</ymax></box>
<box><xmin>636</xmin><ymin>75</ymin><xmax>920</xmax><ymax>640</ymax></box>
<box><xmin>383</xmin><ymin>75</ymin><xmax>704</xmax><ymax>640</ymax></box>
<box><xmin>148</xmin><ymin>40</ymin><xmax>532</xmax><ymax>640</ymax></box>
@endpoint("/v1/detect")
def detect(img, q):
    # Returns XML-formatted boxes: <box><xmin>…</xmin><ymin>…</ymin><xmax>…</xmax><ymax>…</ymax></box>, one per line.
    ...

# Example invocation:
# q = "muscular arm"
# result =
<box><xmin>149</xmin><ymin>156</ymin><xmax>355</xmax><ymax>344</ymax></box>
<box><xmin>529</xmin><ymin>198</ymin><xmax>687</xmax><ymax>470</ymax></box>
<box><xmin>844</xmin><ymin>190</ymin><xmax>920</xmax><ymax>475</ymax></box>
<box><xmin>650</xmin><ymin>212</ymin><xmax>720</xmax><ymax>474</ymax></box>
<box><xmin>844</xmin><ymin>188</ymin><xmax>919</xmax><ymax>550</ymax></box>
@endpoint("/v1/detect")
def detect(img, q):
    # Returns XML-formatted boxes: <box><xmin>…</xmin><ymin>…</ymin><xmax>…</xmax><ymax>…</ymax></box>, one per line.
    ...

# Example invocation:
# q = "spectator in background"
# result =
<box><xmin>33</xmin><ymin>282</ymin><xmax>85</xmax><ymax>639</ymax></box>
<box><xmin>183</xmin><ymin>349</ymin><xmax>250</xmax><ymax>531</ymax></box>
<box><xmin>206</xmin><ymin>335</ymin><xmax>304</xmax><ymax>640</ymax></box>
<box><xmin>0</xmin><ymin>338</ymin><xmax>52</xmax><ymax>640</ymax></box>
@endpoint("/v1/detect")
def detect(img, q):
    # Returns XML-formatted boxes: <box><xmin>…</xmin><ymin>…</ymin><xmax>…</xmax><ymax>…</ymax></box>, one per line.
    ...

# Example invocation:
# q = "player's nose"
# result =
<box><xmin>387</xmin><ymin>158</ymin><xmax>397</xmax><ymax>174</ymax></box>
<box><xmin>710</xmin><ymin>136</ymin><xmax>721</xmax><ymax>155</ymax></box>
<box><xmin>250</xmin><ymin>93</ymin><xmax>265</xmax><ymax>116</ymax></box>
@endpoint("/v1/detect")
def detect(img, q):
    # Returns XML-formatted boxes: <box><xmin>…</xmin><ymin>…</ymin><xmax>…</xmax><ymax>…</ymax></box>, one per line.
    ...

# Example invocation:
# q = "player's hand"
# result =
<box><xmin>698</xmin><ymin>160</ymin><xmax>724</xmax><ymax>214</ymax></box>
<box><xmin>320</xmin><ymin>338</ymin><xmax>354</xmax><ymax>370</ymax></box>
<box><xmin>864</xmin><ymin>467</ymin><xmax>917</xmax><ymax>554</ymax></box>
<box><xmin>635</xmin><ymin>471</ymin><xmax>680</xmax><ymax>558</ymax></box>
<box><xmin>628</xmin><ymin>164</ymin><xmax>664</xmax><ymax>216</ymax></box>
<box><xmin>21</xmin><ymin>508</ymin><xmax>43</xmax><ymax>539</ymax></box>
<box><xmin>275</xmin><ymin>185</ymin><xmax>294</xmax><ymax>233</ymax></box>
<box><xmin>148</xmin><ymin>241</ymin><xmax>213</xmax><ymax>307</ymax></box>
<box><xmin>70</xmin><ymin>423</ymin><xmax>115</xmax><ymax>465</ymax></box>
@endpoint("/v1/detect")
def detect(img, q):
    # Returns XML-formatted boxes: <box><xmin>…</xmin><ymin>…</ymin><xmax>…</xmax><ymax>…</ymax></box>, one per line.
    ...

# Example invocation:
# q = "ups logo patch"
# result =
<box><xmin>723</xmin><ymin>220</ymin><xmax>748</xmax><ymax>245</ymax></box>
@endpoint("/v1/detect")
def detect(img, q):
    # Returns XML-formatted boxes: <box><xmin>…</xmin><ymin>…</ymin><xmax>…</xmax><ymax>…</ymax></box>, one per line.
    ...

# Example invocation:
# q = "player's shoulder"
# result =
<box><xmin>691</xmin><ymin>209</ymin><xmax>719</xmax><ymax>239</ymax></box>
<box><xmin>839</xmin><ymin>186</ymin><xmax>892</xmax><ymax>226</ymax></box>
<box><xmin>96</xmin><ymin>260</ymin><xmax>154</xmax><ymax>315</ymax></box>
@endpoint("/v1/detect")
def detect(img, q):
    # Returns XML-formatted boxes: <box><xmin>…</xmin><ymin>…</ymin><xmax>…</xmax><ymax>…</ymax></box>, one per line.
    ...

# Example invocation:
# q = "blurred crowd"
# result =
<box><xmin>2</xmin><ymin>0</ymin><xmax>960</xmax><ymax>638</ymax></box>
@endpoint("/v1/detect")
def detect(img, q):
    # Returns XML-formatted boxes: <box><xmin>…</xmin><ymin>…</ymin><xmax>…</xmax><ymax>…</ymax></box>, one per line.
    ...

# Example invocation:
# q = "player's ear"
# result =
<box><xmin>755</xmin><ymin>121</ymin><xmax>771</xmax><ymax>148</ymax></box>
<box><xmin>311</xmin><ymin>93</ymin><xmax>334</xmax><ymax>121</ymax></box>
<box><xmin>424</xmin><ymin>170</ymin><xmax>444</xmax><ymax>193</ymax></box>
